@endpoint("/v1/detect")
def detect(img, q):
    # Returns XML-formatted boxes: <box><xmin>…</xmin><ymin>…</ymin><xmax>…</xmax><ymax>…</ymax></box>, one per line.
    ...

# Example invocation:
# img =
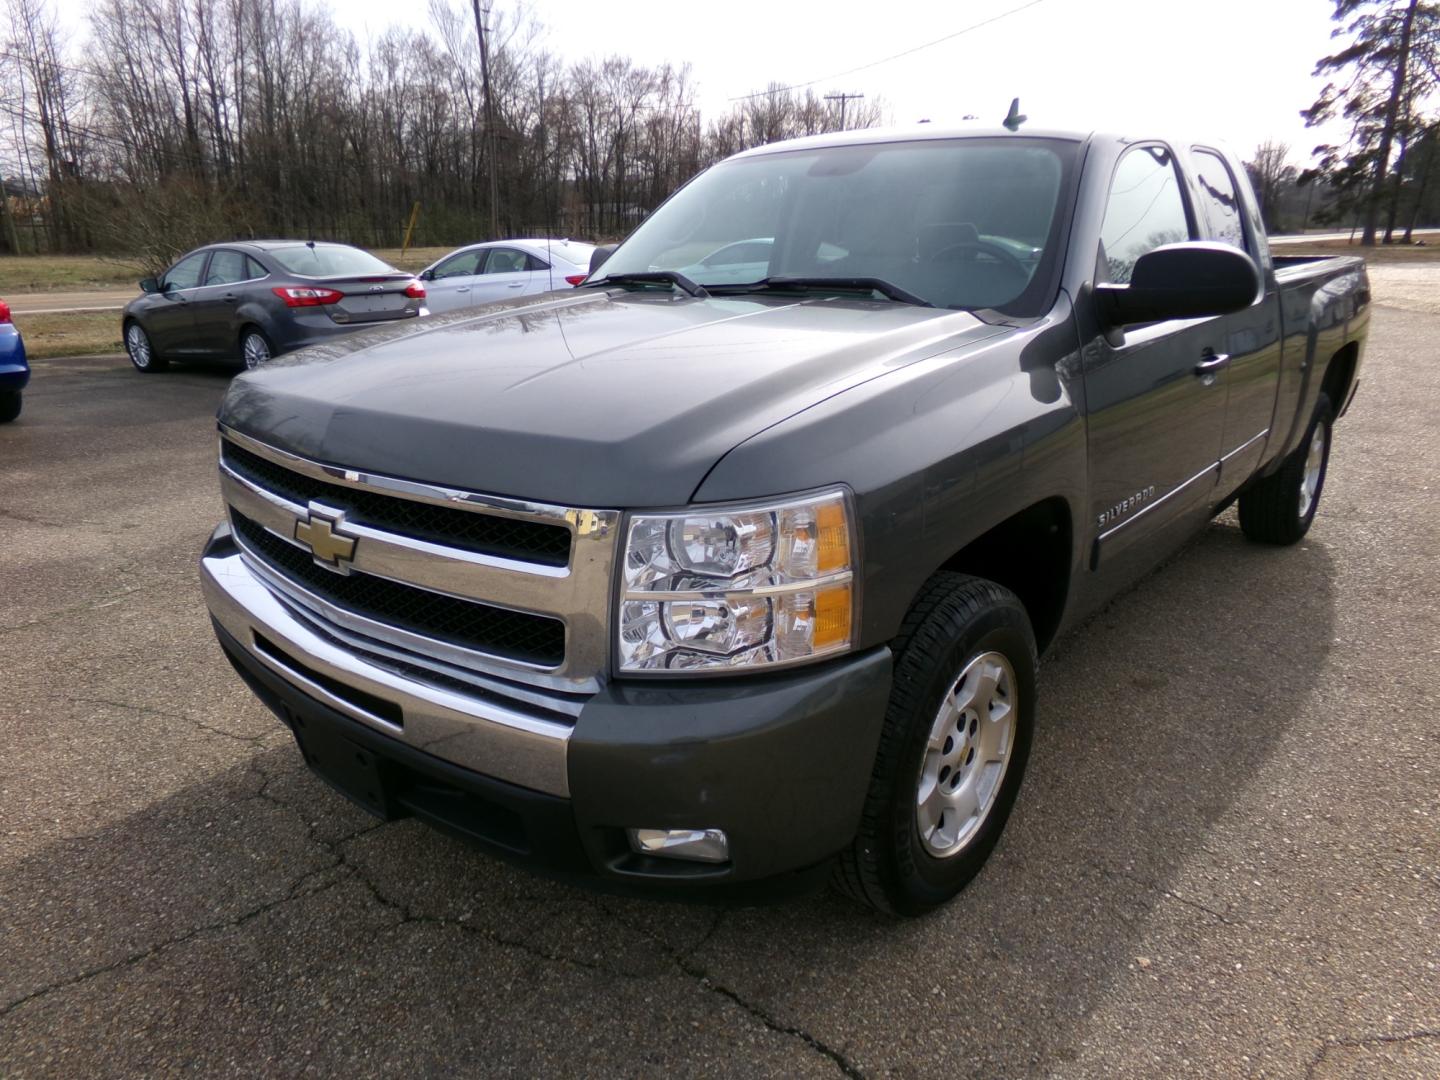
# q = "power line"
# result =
<box><xmin>727</xmin><ymin>0</ymin><xmax>1049</xmax><ymax>102</ymax></box>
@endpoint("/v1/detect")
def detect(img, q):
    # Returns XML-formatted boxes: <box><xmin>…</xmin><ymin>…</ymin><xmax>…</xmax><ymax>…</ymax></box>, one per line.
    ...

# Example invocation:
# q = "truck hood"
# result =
<box><xmin>220</xmin><ymin>289</ymin><xmax>1005</xmax><ymax>507</ymax></box>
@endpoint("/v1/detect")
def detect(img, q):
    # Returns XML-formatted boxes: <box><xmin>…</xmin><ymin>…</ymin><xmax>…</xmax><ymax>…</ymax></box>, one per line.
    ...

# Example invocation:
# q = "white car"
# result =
<box><xmin>418</xmin><ymin>239</ymin><xmax>597</xmax><ymax>314</ymax></box>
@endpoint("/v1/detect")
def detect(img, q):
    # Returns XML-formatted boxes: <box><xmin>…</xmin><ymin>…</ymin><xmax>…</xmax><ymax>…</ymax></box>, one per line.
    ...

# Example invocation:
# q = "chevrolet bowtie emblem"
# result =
<box><xmin>294</xmin><ymin>510</ymin><xmax>357</xmax><ymax>571</ymax></box>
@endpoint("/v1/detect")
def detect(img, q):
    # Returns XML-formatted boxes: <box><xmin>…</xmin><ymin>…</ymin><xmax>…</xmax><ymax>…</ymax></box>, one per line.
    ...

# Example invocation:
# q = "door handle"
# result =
<box><xmin>1194</xmin><ymin>351</ymin><xmax>1230</xmax><ymax>376</ymax></box>
<box><xmin>455</xmin><ymin>287</ymin><xmax>470</xmax><ymax>293</ymax></box>
<box><xmin>507</xmin><ymin>282</ymin><xmax>524</xmax><ymax>288</ymax></box>
<box><xmin>222</xmin><ymin>293</ymin><xmax>237</xmax><ymax>302</ymax></box>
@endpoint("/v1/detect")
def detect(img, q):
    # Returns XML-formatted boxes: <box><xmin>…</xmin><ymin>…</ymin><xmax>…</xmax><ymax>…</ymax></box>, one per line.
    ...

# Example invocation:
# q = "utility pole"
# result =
<box><xmin>825</xmin><ymin>92</ymin><xmax>864</xmax><ymax>131</ymax></box>
<box><xmin>471</xmin><ymin>0</ymin><xmax>500</xmax><ymax>237</ymax></box>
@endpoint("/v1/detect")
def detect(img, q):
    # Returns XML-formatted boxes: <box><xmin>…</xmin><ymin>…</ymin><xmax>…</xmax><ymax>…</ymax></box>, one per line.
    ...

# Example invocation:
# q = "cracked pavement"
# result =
<box><xmin>2</xmin><ymin>286</ymin><xmax>1438</xmax><ymax>1077</ymax></box>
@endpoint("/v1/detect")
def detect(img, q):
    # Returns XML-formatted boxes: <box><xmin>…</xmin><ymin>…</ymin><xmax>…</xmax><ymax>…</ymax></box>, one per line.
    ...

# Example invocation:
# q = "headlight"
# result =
<box><xmin>618</xmin><ymin>489</ymin><xmax>856</xmax><ymax>673</ymax></box>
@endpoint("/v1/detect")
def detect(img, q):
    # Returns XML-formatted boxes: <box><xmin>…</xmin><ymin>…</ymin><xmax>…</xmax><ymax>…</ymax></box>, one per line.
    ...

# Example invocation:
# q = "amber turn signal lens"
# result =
<box><xmin>816</xmin><ymin>501</ymin><xmax>851</xmax><ymax>574</ymax></box>
<box><xmin>812</xmin><ymin>584</ymin><xmax>852</xmax><ymax>650</ymax></box>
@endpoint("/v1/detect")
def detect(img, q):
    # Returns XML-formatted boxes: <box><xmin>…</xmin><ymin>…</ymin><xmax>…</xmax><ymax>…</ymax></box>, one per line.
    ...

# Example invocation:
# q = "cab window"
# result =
<box><xmin>1191</xmin><ymin>149</ymin><xmax>1248</xmax><ymax>254</ymax></box>
<box><xmin>1098</xmin><ymin>146</ymin><xmax>1192</xmax><ymax>284</ymax></box>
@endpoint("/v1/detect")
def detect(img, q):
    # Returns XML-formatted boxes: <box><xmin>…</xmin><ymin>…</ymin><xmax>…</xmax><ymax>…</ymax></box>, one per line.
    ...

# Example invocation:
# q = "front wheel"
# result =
<box><xmin>0</xmin><ymin>389</ymin><xmax>20</xmax><ymax>423</ymax></box>
<box><xmin>241</xmin><ymin>328</ymin><xmax>273</xmax><ymax>370</ymax></box>
<box><xmin>125</xmin><ymin>322</ymin><xmax>167</xmax><ymax>373</ymax></box>
<box><xmin>835</xmin><ymin>573</ymin><xmax>1037</xmax><ymax>916</ymax></box>
<box><xmin>1238</xmin><ymin>394</ymin><xmax>1333</xmax><ymax>545</ymax></box>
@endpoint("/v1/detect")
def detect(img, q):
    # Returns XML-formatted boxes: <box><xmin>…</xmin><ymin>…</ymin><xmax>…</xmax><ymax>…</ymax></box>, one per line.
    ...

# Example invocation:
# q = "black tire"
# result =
<box><xmin>1238</xmin><ymin>393</ymin><xmax>1333</xmax><ymax>545</ymax></box>
<box><xmin>835</xmin><ymin>572</ymin><xmax>1037</xmax><ymax>916</ymax></box>
<box><xmin>0</xmin><ymin>389</ymin><xmax>20</xmax><ymax>423</ymax></box>
<box><xmin>125</xmin><ymin>321</ymin><xmax>167</xmax><ymax>373</ymax></box>
<box><xmin>240</xmin><ymin>327</ymin><xmax>273</xmax><ymax>370</ymax></box>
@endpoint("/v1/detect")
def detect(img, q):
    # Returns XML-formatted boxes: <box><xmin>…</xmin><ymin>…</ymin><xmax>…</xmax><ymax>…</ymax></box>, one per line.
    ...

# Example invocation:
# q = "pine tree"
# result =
<box><xmin>1303</xmin><ymin>0</ymin><xmax>1440</xmax><ymax>245</ymax></box>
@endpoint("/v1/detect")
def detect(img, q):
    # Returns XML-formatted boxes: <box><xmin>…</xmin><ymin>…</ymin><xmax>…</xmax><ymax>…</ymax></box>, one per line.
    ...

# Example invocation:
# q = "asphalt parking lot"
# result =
<box><xmin>2</xmin><ymin>291</ymin><xmax>1437</xmax><ymax>1078</ymax></box>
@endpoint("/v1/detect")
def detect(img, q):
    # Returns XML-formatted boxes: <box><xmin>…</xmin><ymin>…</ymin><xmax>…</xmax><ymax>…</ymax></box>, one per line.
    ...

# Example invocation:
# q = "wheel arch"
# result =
<box><xmin>1321</xmin><ymin>341</ymin><xmax>1360</xmax><ymax>419</ymax></box>
<box><xmin>931</xmin><ymin>495</ymin><xmax>1073</xmax><ymax>654</ymax></box>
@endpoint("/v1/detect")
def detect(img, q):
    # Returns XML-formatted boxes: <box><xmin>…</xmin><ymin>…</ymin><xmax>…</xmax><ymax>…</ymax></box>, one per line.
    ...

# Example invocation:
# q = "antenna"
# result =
<box><xmin>1002</xmin><ymin>98</ymin><xmax>1027</xmax><ymax>132</ymax></box>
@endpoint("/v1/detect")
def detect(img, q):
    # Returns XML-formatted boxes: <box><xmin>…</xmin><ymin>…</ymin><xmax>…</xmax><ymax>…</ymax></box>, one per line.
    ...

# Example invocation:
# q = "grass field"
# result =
<box><xmin>372</xmin><ymin>246</ymin><xmax>454</xmax><ymax>272</ymax></box>
<box><xmin>0</xmin><ymin>255</ymin><xmax>144</xmax><ymax>292</ymax></box>
<box><xmin>17</xmin><ymin>311</ymin><xmax>125</xmax><ymax>359</ymax></box>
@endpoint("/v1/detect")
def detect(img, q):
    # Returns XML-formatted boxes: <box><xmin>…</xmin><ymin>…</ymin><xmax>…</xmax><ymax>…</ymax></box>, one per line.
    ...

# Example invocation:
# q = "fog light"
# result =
<box><xmin>627</xmin><ymin>827</ymin><xmax>730</xmax><ymax>864</ymax></box>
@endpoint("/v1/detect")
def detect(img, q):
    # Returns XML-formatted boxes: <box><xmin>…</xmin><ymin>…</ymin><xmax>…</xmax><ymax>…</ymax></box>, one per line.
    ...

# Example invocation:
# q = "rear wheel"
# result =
<box><xmin>241</xmin><ymin>327</ymin><xmax>273</xmax><ymax>370</ymax></box>
<box><xmin>125</xmin><ymin>322</ymin><xmax>166</xmax><ymax>373</ymax></box>
<box><xmin>835</xmin><ymin>573</ymin><xmax>1037</xmax><ymax>916</ymax></box>
<box><xmin>1238</xmin><ymin>394</ymin><xmax>1333</xmax><ymax>545</ymax></box>
<box><xmin>0</xmin><ymin>389</ymin><xmax>20</xmax><ymax>423</ymax></box>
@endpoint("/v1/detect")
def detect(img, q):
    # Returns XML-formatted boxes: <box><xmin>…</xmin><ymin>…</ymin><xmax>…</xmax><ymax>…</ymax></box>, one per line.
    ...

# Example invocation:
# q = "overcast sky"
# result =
<box><xmin>53</xmin><ymin>0</ymin><xmax>1354</xmax><ymax>164</ymax></box>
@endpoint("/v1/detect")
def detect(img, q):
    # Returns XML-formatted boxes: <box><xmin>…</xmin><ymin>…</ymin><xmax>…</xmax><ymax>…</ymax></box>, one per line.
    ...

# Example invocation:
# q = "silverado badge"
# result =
<box><xmin>294</xmin><ymin>509</ymin><xmax>357</xmax><ymax>572</ymax></box>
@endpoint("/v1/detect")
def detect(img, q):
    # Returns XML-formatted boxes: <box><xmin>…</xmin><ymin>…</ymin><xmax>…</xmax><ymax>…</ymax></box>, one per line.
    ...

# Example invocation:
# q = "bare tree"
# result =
<box><xmin>1245</xmin><ymin>140</ymin><xmax>1297</xmax><ymax>232</ymax></box>
<box><xmin>7</xmin><ymin>0</ymin><xmax>890</xmax><ymax>254</ymax></box>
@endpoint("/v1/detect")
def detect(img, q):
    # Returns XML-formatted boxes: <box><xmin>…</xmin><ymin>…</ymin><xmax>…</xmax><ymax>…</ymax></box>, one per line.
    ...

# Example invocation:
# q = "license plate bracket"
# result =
<box><xmin>292</xmin><ymin>716</ymin><xmax>396</xmax><ymax>819</ymax></box>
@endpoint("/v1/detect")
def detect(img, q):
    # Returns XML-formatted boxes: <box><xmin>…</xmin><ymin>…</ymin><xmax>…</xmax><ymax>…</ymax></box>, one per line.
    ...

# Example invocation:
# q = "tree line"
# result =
<box><xmin>0</xmin><ymin>0</ymin><xmax>882</xmax><ymax>264</ymax></box>
<box><xmin>8</xmin><ymin>0</ymin><xmax>1436</xmax><ymax>264</ymax></box>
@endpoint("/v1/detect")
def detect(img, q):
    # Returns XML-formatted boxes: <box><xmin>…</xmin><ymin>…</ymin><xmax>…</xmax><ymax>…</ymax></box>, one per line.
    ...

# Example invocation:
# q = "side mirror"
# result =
<box><xmin>589</xmin><ymin>244</ymin><xmax>618</xmax><ymax>276</ymax></box>
<box><xmin>139</xmin><ymin>277</ymin><xmax>159</xmax><ymax>294</ymax></box>
<box><xmin>419</xmin><ymin>268</ymin><xmax>434</xmax><ymax>282</ymax></box>
<box><xmin>1096</xmin><ymin>242</ymin><xmax>1260</xmax><ymax>327</ymax></box>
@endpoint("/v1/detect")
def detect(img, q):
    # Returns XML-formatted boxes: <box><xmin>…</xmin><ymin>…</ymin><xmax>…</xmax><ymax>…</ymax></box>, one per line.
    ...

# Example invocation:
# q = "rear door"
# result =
<box><xmin>1083</xmin><ymin>143</ymin><xmax>1228</xmax><ymax>571</ymax></box>
<box><xmin>425</xmin><ymin>248</ymin><xmax>486</xmax><ymax>313</ymax></box>
<box><xmin>468</xmin><ymin>247</ymin><xmax>533</xmax><ymax>304</ymax></box>
<box><xmin>1188</xmin><ymin>147</ymin><xmax>1282</xmax><ymax>494</ymax></box>
<box><xmin>147</xmin><ymin>251</ymin><xmax>210</xmax><ymax>354</ymax></box>
<box><xmin>190</xmin><ymin>249</ymin><xmax>260</xmax><ymax>356</ymax></box>
<box><xmin>518</xmin><ymin>250</ymin><xmax>558</xmax><ymax>296</ymax></box>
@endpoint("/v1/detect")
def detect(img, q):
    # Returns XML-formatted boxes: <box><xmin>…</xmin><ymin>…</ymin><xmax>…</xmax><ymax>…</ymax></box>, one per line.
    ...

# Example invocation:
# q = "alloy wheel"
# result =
<box><xmin>126</xmin><ymin>324</ymin><xmax>151</xmax><ymax>368</ymax></box>
<box><xmin>916</xmin><ymin>650</ymin><xmax>1018</xmax><ymax>858</ymax></box>
<box><xmin>243</xmin><ymin>332</ymin><xmax>271</xmax><ymax>370</ymax></box>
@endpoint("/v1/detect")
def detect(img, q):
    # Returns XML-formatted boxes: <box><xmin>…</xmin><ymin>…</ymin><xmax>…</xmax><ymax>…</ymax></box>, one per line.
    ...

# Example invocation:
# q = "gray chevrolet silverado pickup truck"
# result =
<box><xmin>201</xmin><ymin>127</ymin><xmax>1368</xmax><ymax>915</ymax></box>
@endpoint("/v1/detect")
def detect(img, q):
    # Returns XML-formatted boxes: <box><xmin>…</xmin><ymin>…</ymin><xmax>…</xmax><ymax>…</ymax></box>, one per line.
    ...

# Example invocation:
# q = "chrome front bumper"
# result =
<box><xmin>201</xmin><ymin>545</ymin><xmax>573</xmax><ymax>796</ymax></box>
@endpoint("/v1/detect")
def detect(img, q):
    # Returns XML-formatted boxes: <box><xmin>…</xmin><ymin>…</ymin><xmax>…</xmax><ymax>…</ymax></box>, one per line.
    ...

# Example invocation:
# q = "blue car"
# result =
<box><xmin>0</xmin><ymin>298</ymin><xmax>28</xmax><ymax>423</ymax></box>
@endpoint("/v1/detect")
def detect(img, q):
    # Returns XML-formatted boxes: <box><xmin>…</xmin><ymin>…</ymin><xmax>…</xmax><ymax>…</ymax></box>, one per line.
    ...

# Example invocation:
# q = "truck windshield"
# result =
<box><xmin>597</xmin><ymin>136</ymin><xmax>1078</xmax><ymax>314</ymax></box>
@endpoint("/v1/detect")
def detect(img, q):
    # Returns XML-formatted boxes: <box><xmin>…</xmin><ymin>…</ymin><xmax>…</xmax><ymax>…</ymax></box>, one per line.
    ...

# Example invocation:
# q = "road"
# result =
<box><xmin>7</xmin><ymin>290</ymin><xmax>133</xmax><ymax>315</ymax></box>
<box><xmin>2</xmin><ymin>294</ymin><xmax>1438</xmax><ymax>1077</ymax></box>
<box><xmin>1270</xmin><ymin>227</ymin><xmax>1440</xmax><ymax>244</ymax></box>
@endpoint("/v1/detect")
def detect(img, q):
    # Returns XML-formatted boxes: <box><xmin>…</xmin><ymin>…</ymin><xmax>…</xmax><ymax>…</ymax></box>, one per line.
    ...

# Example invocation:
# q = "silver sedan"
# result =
<box><xmin>418</xmin><ymin>239</ymin><xmax>596</xmax><ymax>314</ymax></box>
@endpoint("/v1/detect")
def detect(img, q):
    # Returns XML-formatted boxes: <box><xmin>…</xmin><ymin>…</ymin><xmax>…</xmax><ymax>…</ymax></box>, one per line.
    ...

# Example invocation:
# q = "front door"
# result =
<box><xmin>147</xmin><ymin>251</ymin><xmax>209</xmax><ymax>354</ymax></box>
<box><xmin>425</xmin><ymin>248</ymin><xmax>486</xmax><ymax>314</ymax></box>
<box><xmin>1083</xmin><ymin>144</ymin><xmax>1227</xmax><ymax>573</ymax></box>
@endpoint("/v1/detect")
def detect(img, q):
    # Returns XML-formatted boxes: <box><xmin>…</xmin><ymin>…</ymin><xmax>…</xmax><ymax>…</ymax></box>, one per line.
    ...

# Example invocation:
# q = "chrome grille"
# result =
<box><xmin>217</xmin><ymin>426</ymin><xmax>622</xmax><ymax>695</ymax></box>
<box><xmin>222</xmin><ymin>441</ymin><xmax>571</xmax><ymax>566</ymax></box>
<box><xmin>231</xmin><ymin>510</ymin><xmax>566</xmax><ymax>665</ymax></box>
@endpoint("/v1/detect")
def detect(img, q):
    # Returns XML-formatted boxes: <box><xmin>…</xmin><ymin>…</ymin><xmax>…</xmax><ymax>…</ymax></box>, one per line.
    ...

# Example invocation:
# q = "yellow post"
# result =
<box><xmin>400</xmin><ymin>201</ymin><xmax>421</xmax><ymax>257</ymax></box>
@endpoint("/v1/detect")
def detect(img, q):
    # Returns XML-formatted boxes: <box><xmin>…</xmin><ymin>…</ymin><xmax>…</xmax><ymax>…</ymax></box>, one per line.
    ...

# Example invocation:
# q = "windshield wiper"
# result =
<box><xmin>585</xmin><ymin>271</ymin><xmax>709</xmax><ymax>298</ymax></box>
<box><xmin>706</xmin><ymin>276</ymin><xmax>932</xmax><ymax>307</ymax></box>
